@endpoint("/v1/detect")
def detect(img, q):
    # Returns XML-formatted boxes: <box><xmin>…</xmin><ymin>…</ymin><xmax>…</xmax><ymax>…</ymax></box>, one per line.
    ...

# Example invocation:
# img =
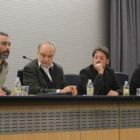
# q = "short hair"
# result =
<box><xmin>92</xmin><ymin>46</ymin><xmax>110</xmax><ymax>59</ymax></box>
<box><xmin>38</xmin><ymin>41</ymin><xmax>56</xmax><ymax>52</ymax></box>
<box><xmin>0</xmin><ymin>31</ymin><xmax>9</xmax><ymax>37</ymax></box>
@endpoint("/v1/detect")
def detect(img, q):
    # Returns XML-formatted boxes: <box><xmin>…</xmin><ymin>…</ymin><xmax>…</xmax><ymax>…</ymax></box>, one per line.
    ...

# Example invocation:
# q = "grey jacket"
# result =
<box><xmin>0</xmin><ymin>60</ymin><xmax>11</xmax><ymax>95</ymax></box>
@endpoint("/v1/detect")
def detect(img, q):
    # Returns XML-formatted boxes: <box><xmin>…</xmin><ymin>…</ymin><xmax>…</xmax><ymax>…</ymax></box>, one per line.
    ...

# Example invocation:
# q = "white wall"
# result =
<box><xmin>0</xmin><ymin>0</ymin><xmax>110</xmax><ymax>90</ymax></box>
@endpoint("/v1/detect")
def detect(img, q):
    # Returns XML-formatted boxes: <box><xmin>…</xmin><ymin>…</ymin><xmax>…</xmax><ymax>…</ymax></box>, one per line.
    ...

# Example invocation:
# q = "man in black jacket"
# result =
<box><xmin>23</xmin><ymin>41</ymin><xmax>77</xmax><ymax>95</ymax></box>
<box><xmin>78</xmin><ymin>46</ymin><xmax>121</xmax><ymax>95</ymax></box>
<box><xmin>130</xmin><ymin>65</ymin><xmax>140</xmax><ymax>95</ymax></box>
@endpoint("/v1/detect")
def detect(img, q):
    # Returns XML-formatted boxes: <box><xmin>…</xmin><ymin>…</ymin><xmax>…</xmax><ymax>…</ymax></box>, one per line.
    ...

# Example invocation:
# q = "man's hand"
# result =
<box><xmin>60</xmin><ymin>86</ymin><xmax>77</xmax><ymax>96</ymax></box>
<box><xmin>94</xmin><ymin>63</ymin><xmax>104</xmax><ymax>74</ymax></box>
<box><xmin>0</xmin><ymin>89</ymin><xmax>6</xmax><ymax>96</ymax></box>
<box><xmin>107</xmin><ymin>90</ymin><xmax>119</xmax><ymax>96</ymax></box>
<box><xmin>9</xmin><ymin>91</ymin><xmax>14</xmax><ymax>96</ymax></box>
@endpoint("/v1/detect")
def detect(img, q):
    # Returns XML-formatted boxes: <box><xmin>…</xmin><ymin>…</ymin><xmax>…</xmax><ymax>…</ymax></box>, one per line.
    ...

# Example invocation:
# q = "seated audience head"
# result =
<box><xmin>92</xmin><ymin>46</ymin><xmax>109</xmax><ymax>69</ymax></box>
<box><xmin>0</xmin><ymin>32</ymin><xmax>11</xmax><ymax>61</ymax></box>
<box><xmin>37</xmin><ymin>41</ymin><xmax>56</xmax><ymax>68</ymax></box>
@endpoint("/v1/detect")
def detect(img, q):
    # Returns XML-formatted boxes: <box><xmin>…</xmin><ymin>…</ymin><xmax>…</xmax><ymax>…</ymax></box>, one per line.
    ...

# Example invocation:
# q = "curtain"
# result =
<box><xmin>110</xmin><ymin>0</ymin><xmax>140</xmax><ymax>78</ymax></box>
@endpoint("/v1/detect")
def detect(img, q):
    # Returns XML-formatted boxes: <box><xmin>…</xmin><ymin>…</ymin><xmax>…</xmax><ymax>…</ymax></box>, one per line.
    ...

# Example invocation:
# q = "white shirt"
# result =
<box><xmin>38</xmin><ymin>61</ymin><xmax>53</xmax><ymax>82</ymax></box>
<box><xmin>38</xmin><ymin>61</ymin><xmax>60</xmax><ymax>93</ymax></box>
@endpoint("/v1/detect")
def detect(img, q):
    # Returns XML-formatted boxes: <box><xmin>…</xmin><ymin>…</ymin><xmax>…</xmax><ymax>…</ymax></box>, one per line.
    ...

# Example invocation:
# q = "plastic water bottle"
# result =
<box><xmin>87</xmin><ymin>79</ymin><xmax>94</xmax><ymax>96</ymax></box>
<box><xmin>123</xmin><ymin>81</ymin><xmax>130</xmax><ymax>96</ymax></box>
<box><xmin>14</xmin><ymin>77</ymin><xmax>22</xmax><ymax>96</ymax></box>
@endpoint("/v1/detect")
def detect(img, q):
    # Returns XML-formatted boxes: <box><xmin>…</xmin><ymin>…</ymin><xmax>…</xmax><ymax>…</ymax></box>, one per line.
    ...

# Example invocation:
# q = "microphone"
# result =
<box><xmin>23</xmin><ymin>56</ymin><xmax>47</xmax><ymax>87</ymax></box>
<box><xmin>23</xmin><ymin>56</ymin><xmax>33</xmax><ymax>62</ymax></box>
<box><xmin>23</xmin><ymin>56</ymin><xmax>27</xmax><ymax>59</ymax></box>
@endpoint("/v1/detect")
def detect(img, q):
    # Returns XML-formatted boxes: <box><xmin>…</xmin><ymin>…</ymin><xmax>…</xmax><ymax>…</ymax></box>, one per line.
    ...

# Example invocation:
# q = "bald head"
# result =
<box><xmin>37</xmin><ymin>41</ymin><xmax>56</xmax><ymax>68</ymax></box>
<box><xmin>38</xmin><ymin>41</ymin><xmax>56</xmax><ymax>53</ymax></box>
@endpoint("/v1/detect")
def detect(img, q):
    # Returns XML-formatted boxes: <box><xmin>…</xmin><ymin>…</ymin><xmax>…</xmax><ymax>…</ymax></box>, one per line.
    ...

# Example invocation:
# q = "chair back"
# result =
<box><xmin>17</xmin><ymin>69</ymin><xmax>23</xmax><ymax>85</ymax></box>
<box><xmin>64</xmin><ymin>74</ymin><xmax>80</xmax><ymax>87</ymax></box>
<box><xmin>115</xmin><ymin>72</ymin><xmax>129</xmax><ymax>87</ymax></box>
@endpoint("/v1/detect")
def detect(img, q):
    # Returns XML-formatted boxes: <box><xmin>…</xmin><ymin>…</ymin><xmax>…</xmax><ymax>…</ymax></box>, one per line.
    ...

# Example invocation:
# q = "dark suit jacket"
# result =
<box><xmin>78</xmin><ymin>65</ymin><xmax>121</xmax><ymax>95</ymax></box>
<box><xmin>130</xmin><ymin>65</ymin><xmax>140</xmax><ymax>95</ymax></box>
<box><xmin>23</xmin><ymin>59</ymin><xmax>68</xmax><ymax>94</ymax></box>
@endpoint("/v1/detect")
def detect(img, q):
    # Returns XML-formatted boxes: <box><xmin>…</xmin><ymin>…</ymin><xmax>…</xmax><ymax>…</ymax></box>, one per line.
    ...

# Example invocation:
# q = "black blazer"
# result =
<box><xmin>78</xmin><ymin>65</ymin><xmax>121</xmax><ymax>95</ymax></box>
<box><xmin>130</xmin><ymin>65</ymin><xmax>140</xmax><ymax>95</ymax></box>
<box><xmin>23</xmin><ymin>59</ymin><xmax>68</xmax><ymax>94</ymax></box>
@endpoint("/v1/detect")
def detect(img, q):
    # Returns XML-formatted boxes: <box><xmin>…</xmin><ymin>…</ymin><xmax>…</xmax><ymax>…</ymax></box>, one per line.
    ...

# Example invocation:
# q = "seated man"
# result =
<box><xmin>78</xmin><ymin>46</ymin><xmax>122</xmax><ymax>95</ymax></box>
<box><xmin>0</xmin><ymin>31</ymin><xmax>12</xmax><ymax>96</ymax></box>
<box><xmin>23</xmin><ymin>41</ymin><xmax>77</xmax><ymax>95</ymax></box>
<box><xmin>130</xmin><ymin>65</ymin><xmax>140</xmax><ymax>95</ymax></box>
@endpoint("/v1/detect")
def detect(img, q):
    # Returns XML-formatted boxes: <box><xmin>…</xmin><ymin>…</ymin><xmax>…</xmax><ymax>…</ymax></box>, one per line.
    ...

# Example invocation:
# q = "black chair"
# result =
<box><xmin>64</xmin><ymin>74</ymin><xmax>80</xmax><ymax>87</ymax></box>
<box><xmin>115</xmin><ymin>72</ymin><xmax>129</xmax><ymax>87</ymax></box>
<box><xmin>17</xmin><ymin>69</ymin><xmax>23</xmax><ymax>85</ymax></box>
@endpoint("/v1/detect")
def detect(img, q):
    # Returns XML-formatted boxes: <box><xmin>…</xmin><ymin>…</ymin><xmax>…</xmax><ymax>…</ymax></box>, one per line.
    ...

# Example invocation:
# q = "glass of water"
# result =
<box><xmin>136</xmin><ymin>88</ymin><xmax>140</xmax><ymax>96</ymax></box>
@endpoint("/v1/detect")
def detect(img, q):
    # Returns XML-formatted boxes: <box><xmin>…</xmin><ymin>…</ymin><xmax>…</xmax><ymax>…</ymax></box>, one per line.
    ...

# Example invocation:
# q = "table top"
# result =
<box><xmin>0</xmin><ymin>94</ymin><xmax>139</xmax><ymax>102</ymax></box>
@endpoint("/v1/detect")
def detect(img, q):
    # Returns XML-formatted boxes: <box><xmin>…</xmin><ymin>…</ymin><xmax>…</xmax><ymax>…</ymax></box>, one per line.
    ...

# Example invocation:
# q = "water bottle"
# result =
<box><xmin>14</xmin><ymin>77</ymin><xmax>22</xmax><ymax>96</ymax></box>
<box><xmin>123</xmin><ymin>81</ymin><xmax>130</xmax><ymax>96</ymax></box>
<box><xmin>86</xmin><ymin>79</ymin><xmax>94</xmax><ymax>96</ymax></box>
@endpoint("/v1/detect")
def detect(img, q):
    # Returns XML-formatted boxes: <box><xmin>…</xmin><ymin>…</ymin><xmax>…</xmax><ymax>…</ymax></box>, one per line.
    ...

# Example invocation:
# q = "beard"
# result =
<box><xmin>0</xmin><ymin>50</ymin><xmax>10</xmax><ymax>59</ymax></box>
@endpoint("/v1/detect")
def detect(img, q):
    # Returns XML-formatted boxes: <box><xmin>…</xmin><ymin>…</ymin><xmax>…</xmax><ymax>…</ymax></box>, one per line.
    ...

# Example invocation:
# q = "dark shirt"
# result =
<box><xmin>130</xmin><ymin>65</ymin><xmax>140</xmax><ymax>95</ymax></box>
<box><xmin>78</xmin><ymin>64</ymin><xmax>121</xmax><ymax>95</ymax></box>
